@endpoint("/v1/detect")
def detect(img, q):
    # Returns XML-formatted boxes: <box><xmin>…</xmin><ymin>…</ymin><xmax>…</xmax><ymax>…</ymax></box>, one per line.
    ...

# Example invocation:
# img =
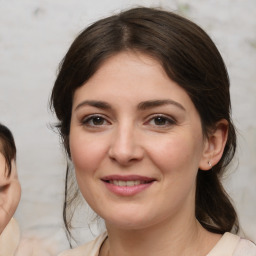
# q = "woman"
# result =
<box><xmin>51</xmin><ymin>7</ymin><xmax>256</xmax><ymax>256</ymax></box>
<box><xmin>0</xmin><ymin>123</ymin><xmax>21</xmax><ymax>255</ymax></box>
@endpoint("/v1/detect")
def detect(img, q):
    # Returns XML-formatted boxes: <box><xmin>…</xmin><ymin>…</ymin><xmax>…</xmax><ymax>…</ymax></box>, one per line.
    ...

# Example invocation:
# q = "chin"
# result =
<box><xmin>102</xmin><ymin>210</ymin><xmax>158</xmax><ymax>231</ymax></box>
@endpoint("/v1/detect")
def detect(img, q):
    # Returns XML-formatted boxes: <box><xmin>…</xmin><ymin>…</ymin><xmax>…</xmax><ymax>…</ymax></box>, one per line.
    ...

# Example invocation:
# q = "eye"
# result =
<box><xmin>81</xmin><ymin>115</ymin><xmax>110</xmax><ymax>127</ymax></box>
<box><xmin>146</xmin><ymin>115</ymin><xmax>176</xmax><ymax>127</ymax></box>
<box><xmin>0</xmin><ymin>184</ymin><xmax>9</xmax><ymax>193</ymax></box>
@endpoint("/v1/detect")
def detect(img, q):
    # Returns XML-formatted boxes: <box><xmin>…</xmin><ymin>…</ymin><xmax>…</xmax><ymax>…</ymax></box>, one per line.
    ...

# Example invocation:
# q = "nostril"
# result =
<box><xmin>107</xmin><ymin>129</ymin><xmax>145</xmax><ymax>166</ymax></box>
<box><xmin>108</xmin><ymin>148</ymin><xmax>141</xmax><ymax>165</ymax></box>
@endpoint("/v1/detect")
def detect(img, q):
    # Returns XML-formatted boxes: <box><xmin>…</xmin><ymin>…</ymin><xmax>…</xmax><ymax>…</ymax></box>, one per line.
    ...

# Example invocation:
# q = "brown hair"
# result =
<box><xmin>50</xmin><ymin>7</ymin><xmax>239</xmax><ymax>244</ymax></box>
<box><xmin>0</xmin><ymin>123</ymin><xmax>16</xmax><ymax>177</ymax></box>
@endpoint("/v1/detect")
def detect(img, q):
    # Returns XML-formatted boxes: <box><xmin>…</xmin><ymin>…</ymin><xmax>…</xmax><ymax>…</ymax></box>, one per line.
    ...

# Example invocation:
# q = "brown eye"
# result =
<box><xmin>148</xmin><ymin>115</ymin><xmax>176</xmax><ymax>127</ymax></box>
<box><xmin>0</xmin><ymin>184</ymin><xmax>9</xmax><ymax>193</ymax></box>
<box><xmin>154</xmin><ymin>116</ymin><xmax>169</xmax><ymax>126</ymax></box>
<box><xmin>91</xmin><ymin>116</ymin><xmax>105</xmax><ymax>125</ymax></box>
<box><xmin>82</xmin><ymin>115</ymin><xmax>109</xmax><ymax>127</ymax></box>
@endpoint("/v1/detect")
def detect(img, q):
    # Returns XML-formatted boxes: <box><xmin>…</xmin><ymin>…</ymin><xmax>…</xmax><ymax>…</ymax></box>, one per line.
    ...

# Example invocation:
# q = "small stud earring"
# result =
<box><xmin>208</xmin><ymin>161</ymin><xmax>212</xmax><ymax>168</ymax></box>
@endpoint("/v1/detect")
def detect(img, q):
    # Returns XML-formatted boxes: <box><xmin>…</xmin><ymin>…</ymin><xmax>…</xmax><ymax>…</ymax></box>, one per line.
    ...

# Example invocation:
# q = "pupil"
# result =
<box><xmin>93</xmin><ymin>117</ymin><xmax>104</xmax><ymax>125</ymax></box>
<box><xmin>155</xmin><ymin>117</ymin><xmax>166</xmax><ymax>125</ymax></box>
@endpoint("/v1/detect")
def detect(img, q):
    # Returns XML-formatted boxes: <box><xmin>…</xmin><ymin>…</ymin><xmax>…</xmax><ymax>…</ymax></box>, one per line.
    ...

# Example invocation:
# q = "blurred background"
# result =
<box><xmin>0</xmin><ymin>0</ymin><xmax>256</xmax><ymax>253</ymax></box>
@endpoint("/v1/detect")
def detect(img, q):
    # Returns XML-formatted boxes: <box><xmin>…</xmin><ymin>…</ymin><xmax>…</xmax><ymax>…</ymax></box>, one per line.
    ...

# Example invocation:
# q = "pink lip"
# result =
<box><xmin>101</xmin><ymin>175</ymin><xmax>155</xmax><ymax>182</ymax></box>
<box><xmin>101</xmin><ymin>175</ymin><xmax>156</xmax><ymax>196</ymax></box>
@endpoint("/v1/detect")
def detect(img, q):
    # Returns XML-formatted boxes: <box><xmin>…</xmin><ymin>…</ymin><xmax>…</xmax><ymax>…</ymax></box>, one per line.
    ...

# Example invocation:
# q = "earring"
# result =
<box><xmin>208</xmin><ymin>161</ymin><xmax>212</xmax><ymax>168</ymax></box>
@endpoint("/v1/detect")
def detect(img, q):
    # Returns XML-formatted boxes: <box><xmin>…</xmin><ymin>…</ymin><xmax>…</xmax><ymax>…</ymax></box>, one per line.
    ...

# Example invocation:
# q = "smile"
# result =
<box><xmin>108</xmin><ymin>180</ymin><xmax>150</xmax><ymax>186</ymax></box>
<box><xmin>101</xmin><ymin>175</ymin><xmax>155</xmax><ymax>196</ymax></box>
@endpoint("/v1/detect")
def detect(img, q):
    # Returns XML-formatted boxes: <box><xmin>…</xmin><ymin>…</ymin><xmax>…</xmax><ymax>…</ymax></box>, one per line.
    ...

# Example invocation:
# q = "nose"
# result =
<box><xmin>108</xmin><ymin>124</ymin><xmax>144</xmax><ymax>166</ymax></box>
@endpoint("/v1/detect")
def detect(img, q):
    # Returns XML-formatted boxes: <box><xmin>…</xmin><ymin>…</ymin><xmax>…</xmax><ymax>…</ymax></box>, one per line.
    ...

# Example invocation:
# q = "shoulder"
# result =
<box><xmin>0</xmin><ymin>218</ymin><xmax>20</xmax><ymax>256</ymax></box>
<box><xmin>208</xmin><ymin>232</ymin><xmax>256</xmax><ymax>256</ymax></box>
<box><xmin>233</xmin><ymin>238</ymin><xmax>256</xmax><ymax>256</ymax></box>
<box><xmin>58</xmin><ymin>232</ymin><xmax>107</xmax><ymax>256</ymax></box>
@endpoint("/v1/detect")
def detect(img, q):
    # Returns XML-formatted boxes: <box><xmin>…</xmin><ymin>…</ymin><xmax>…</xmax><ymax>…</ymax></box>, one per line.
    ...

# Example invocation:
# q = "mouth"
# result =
<box><xmin>101</xmin><ymin>175</ymin><xmax>156</xmax><ymax>196</ymax></box>
<box><xmin>106</xmin><ymin>180</ymin><xmax>151</xmax><ymax>186</ymax></box>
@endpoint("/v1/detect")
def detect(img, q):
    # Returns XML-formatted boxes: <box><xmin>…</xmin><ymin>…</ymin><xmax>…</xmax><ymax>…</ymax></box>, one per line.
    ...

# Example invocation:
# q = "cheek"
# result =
<box><xmin>69</xmin><ymin>131</ymin><xmax>108</xmax><ymax>176</ymax></box>
<box><xmin>149</xmin><ymin>133</ymin><xmax>203</xmax><ymax>176</ymax></box>
<box><xmin>11</xmin><ymin>181</ymin><xmax>21</xmax><ymax>213</ymax></box>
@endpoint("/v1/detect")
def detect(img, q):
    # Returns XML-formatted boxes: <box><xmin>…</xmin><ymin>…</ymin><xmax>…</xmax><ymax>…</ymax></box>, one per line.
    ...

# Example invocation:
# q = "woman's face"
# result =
<box><xmin>69</xmin><ymin>51</ymin><xmax>209</xmax><ymax>230</ymax></box>
<box><xmin>0</xmin><ymin>152</ymin><xmax>21</xmax><ymax>234</ymax></box>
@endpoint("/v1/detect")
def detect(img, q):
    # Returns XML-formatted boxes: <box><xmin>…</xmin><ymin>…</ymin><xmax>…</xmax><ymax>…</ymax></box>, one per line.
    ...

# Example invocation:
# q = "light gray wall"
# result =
<box><xmin>1</xmin><ymin>0</ymin><xmax>255</xmax><ymax>253</ymax></box>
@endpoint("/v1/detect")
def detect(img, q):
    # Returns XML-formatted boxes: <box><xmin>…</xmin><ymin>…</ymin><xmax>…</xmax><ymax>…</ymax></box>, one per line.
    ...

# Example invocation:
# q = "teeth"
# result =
<box><xmin>118</xmin><ymin>181</ymin><xmax>126</xmax><ymax>186</ymax></box>
<box><xmin>110</xmin><ymin>180</ymin><xmax>146</xmax><ymax>186</ymax></box>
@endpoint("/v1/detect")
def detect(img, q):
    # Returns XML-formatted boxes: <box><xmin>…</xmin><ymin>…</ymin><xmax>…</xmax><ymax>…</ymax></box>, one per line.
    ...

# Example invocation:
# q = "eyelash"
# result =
<box><xmin>145</xmin><ymin>114</ymin><xmax>176</xmax><ymax>128</ymax></box>
<box><xmin>0</xmin><ymin>184</ymin><xmax>9</xmax><ymax>193</ymax></box>
<box><xmin>80</xmin><ymin>114</ymin><xmax>176</xmax><ymax>129</ymax></box>
<box><xmin>81</xmin><ymin>114</ymin><xmax>110</xmax><ymax>127</ymax></box>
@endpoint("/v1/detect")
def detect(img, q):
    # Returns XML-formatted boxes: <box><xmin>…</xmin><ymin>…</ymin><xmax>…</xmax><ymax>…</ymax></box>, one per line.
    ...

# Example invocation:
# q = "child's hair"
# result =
<box><xmin>0</xmin><ymin>123</ymin><xmax>16</xmax><ymax>177</ymax></box>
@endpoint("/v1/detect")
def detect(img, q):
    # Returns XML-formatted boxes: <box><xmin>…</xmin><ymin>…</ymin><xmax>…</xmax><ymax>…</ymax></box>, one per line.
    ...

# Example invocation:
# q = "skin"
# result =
<box><xmin>0</xmin><ymin>153</ymin><xmax>21</xmax><ymax>234</ymax></box>
<box><xmin>69</xmin><ymin>51</ymin><xmax>228</xmax><ymax>256</ymax></box>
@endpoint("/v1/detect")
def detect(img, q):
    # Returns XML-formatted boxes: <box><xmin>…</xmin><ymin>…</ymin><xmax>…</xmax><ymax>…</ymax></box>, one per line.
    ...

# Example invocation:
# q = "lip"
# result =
<box><xmin>101</xmin><ymin>175</ymin><xmax>156</xmax><ymax>196</ymax></box>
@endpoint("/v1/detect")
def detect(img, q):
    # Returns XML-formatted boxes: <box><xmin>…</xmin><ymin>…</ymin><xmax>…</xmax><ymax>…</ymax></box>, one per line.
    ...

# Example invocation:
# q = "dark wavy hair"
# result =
<box><xmin>0</xmin><ymin>123</ymin><xmax>16</xmax><ymax>177</ymax></box>
<box><xmin>50</xmin><ymin>7</ymin><xmax>239</xmax><ymax>244</ymax></box>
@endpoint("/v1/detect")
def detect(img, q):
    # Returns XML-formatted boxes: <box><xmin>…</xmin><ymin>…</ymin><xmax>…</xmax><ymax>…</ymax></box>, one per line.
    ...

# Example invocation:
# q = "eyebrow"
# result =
<box><xmin>74</xmin><ymin>99</ymin><xmax>185</xmax><ymax>112</ymax></box>
<box><xmin>74</xmin><ymin>100</ymin><xmax>112</xmax><ymax>111</ymax></box>
<box><xmin>138</xmin><ymin>99</ymin><xmax>185</xmax><ymax>111</ymax></box>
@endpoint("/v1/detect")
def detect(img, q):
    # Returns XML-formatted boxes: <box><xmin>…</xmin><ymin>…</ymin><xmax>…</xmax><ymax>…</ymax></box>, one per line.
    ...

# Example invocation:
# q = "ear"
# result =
<box><xmin>199</xmin><ymin>119</ymin><xmax>229</xmax><ymax>171</ymax></box>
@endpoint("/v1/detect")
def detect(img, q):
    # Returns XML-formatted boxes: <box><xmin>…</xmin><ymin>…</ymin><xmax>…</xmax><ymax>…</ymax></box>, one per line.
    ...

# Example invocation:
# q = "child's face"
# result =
<box><xmin>0</xmin><ymin>153</ymin><xmax>21</xmax><ymax>234</ymax></box>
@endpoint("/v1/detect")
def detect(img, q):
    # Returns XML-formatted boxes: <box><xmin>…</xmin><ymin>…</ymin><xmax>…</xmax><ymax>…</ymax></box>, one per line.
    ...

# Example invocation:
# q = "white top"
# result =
<box><xmin>58</xmin><ymin>232</ymin><xmax>256</xmax><ymax>256</ymax></box>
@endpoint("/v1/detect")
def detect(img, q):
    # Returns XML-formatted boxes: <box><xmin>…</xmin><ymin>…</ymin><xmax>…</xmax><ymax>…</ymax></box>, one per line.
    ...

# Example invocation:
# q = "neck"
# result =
<box><xmin>102</xmin><ymin>214</ymin><xmax>220</xmax><ymax>256</ymax></box>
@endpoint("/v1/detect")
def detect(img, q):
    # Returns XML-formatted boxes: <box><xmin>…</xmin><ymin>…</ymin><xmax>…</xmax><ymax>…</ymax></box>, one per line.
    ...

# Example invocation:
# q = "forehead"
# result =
<box><xmin>73</xmin><ymin>51</ymin><xmax>193</xmax><ymax>108</ymax></box>
<box><xmin>98</xmin><ymin>51</ymin><xmax>166</xmax><ymax>76</ymax></box>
